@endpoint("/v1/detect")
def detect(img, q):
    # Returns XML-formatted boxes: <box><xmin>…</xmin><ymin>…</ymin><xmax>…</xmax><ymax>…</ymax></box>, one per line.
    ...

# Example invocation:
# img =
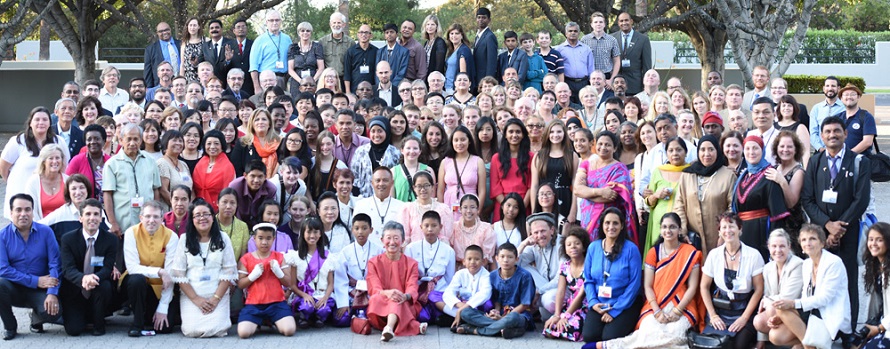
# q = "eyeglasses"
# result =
<box><xmin>538</xmin><ymin>192</ymin><xmax>554</xmax><ymax>198</ymax></box>
<box><xmin>412</xmin><ymin>87</ymin><xmax>426</xmax><ymax>91</ymax></box>
<box><xmin>399</xmin><ymin>89</ymin><xmax>411</xmax><ymax>93</ymax></box>
<box><xmin>414</xmin><ymin>183</ymin><xmax>433</xmax><ymax>191</ymax></box>
<box><xmin>358</xmin><ymin>31</ymin><xmax>372</xmax><ymax>35</ymax></box>
<box><xmin>299</xmin><ymin>29</ymin><xmax>312</xmax><ymax>33</ymax></box>
<box><xmin>357</xmin><ymin>87</ymin><xmax>371</xmax><ymax>91</ymax></box>
<box><xmin>156</xmin><ymin>28</ymin><xmax>171</xmax><ymax>34</ymax></box>
<box><xmin>527</xmin><ymin>124</ymin><xmax>544</xmax><ymax>129</ymax></box>
<box><xmin>286</xmin><ymin>138</ymin><xmax>303</xmax><ymax>144</ymax></box>
<box><xmin>193</xmin><ymin>212</ymin><xmax>213</xmax><ymax>219</ymax></box>
<box><xmin>219</xmin><ymin>108</ymin><xmax>237</xmax><ymax>113</ymax></box>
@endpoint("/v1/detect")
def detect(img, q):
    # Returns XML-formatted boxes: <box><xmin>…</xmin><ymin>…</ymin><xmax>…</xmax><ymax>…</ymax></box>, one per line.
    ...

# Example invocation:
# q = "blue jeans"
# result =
<box><xmin>460</xmin><ymin>307</ymin><xmax>527</xmax><ymax>336</ymax></box>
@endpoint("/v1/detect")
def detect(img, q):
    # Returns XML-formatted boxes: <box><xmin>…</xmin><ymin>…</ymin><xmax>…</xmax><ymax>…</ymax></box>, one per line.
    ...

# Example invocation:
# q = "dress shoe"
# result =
<box><xmin>29</xmin><ymin>324</ymin><xmax>44</xmax><ymax>333</ymax></box>
<box><xmin>128</xmin><ymin>329</ymin><xmax>141</xmax><ymax>337</ymax></box>
<box><xmin>2</xmin><ymin>330</ymin><xmax>15</xmax><ymax>340</ymax></box>
<box><xmin>91</xmin><ymin>328</ymin><xmax>106</xmax><ymax>336</ymax></box>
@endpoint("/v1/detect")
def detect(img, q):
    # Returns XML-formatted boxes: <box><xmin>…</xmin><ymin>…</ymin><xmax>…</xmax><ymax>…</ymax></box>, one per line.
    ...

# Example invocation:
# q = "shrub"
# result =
<box><xmin>784</xmin><ymin>75</ymin><xmax>867</xmax><ymax>93</ymax></box>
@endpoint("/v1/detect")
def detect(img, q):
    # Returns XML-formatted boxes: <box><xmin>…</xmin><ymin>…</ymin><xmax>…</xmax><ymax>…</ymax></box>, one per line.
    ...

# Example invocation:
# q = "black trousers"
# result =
<box><xmin>122</xmin><ymin>274</ymin><xmax>180</xmax><ymax>333</ymax></box>
<box><xmin>60</xmin><ymin>280</ymin><xmax>113</xmax><ymax>335</ymax></box>
<box><xmin>0</xmin><ymin>278</ymin><xmax>60</xmax><ymax>331</ymax></box>
<box><xmin>582</xmin><ymin>296</ymin><xmax>642</xmax><ymax>343</ymax></box>
<box><xmin>565</xmin><ymin>77</ymin><xmax>588</xmax><ymax>104</ymax></box>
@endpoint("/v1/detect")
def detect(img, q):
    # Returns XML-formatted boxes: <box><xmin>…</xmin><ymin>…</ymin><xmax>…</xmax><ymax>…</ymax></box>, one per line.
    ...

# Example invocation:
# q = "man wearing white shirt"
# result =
<box><xmin>746</xmin><ymin>97</ymin><xmax>780</xmax><ymax>164</ymax></box>
<box><xmin>403</xmin><ymin>211</ymin><xmax>455</xmax><ymax>323</ymax></box>
<box><xmin>98</xmin><ymin>66</ymin><xmax>129</xmax><ymax>115</ymax></box>
<box><xmin>353</xmin><ymin>167</ymin><xmax>404</xmax><ymax>241</ymax></box>
<box><xmin>121</xmin><ymin>201</ymin><xmax>179</xmax><ymax>337</ymax></box>
<box><xmin>333</xmin><ymin>214</ymin><xmax>383</xmax><ymax>311</ymax></box>
<box><xmin>809</xmin><ymin>76</ymin><xmax>844</xmax><ymax>151</ymax></box>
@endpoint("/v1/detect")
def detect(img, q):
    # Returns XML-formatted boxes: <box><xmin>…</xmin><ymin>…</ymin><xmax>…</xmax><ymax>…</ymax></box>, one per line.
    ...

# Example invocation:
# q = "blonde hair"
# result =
<box><xmin>318</xmin><ymin>67</ymin><xmax>342</xmax><ymax>94</ymax></box>
<box><xmin>645</xmin><ymin>91</ymin><xmax>671</xmax><ymax>121</ymax></box>
<box><xmin>422</xmin><ymin>14</ymin><xmax>442</xmax><ymax>41</ymax></box>
<box><xmin>100</xmin><ymin>66</ymin><xmax>120</xmax><ymax>82</ymax></box>
<box><xmin>240</xmin><ymin>108</ymin><xmax>281</xmax><ymax>146</ymax></box>
<box><xmin>119</xmin><ymin>102</ymin><xmax>145</xmax><ymax>119</ymax></box>
<box><xmin>36</xmin><ymin>143</ymin><xmax>68</xmax><ymax>176</ymax></box>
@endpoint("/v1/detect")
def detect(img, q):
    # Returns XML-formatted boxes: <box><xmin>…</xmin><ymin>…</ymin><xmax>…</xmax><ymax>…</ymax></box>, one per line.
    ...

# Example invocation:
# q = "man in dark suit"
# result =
<box><xmin>611</xmin><ymin>12</ymin><xmax>651</xmax><ymax>95</ymax></box>
<box><xmin>52</xmin><ymin>98</ymin><xmax>84</xmax><ymax>156</ymax></box>
<box><xmin>144</xmin><ymin>22</ymin><xmax>180</xmax><ymax>88</ymax></box>
<box><xmin>202</xmin><ymin>19</ymin><xmax>236</xmax><ymax>87</ymax></box>
<box><xmin>473</xmin><ymin>8</ymin><xmax>498</xmax><ymax>90</ymax></box>
<box><xmin>801</xmin><ymin>115</ymin><xmax>871</xmax><ymax>333</ymax></box>
<box><xmin>374</xmin><ymin>60</ymin><xmax>401</xmax><ymax>107</ymax></box>
<box><xmin>231</xmin><ymin>18</ymin><xmax>254</xmax><ymax>93</ymax></box>
<box><xmin>58</xmin><ymin>199</ymin><xmax>117</xmax><ymax>336</ymax></box>
<box><xmin>222</xmin><ymin>68</ymin><xmax>253</xmax><ymax>103</ymax></box>
<box><xmin>496</xmin><ymin>31</ymin><xmax>529</xmax><ymax>85</ymax></box>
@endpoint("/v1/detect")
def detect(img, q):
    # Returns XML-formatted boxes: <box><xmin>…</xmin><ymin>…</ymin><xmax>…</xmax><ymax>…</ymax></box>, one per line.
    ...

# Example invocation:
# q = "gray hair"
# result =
<box><xmin>227</xmin><ymin>68</ymin><xmax>245</xmax><ymax>79</ymax></box>
<box><xmin>383</xmin><ymin>221</ymin><xmax>405</xmax><ymax>240</ymax></box>
<box><xmin>120</xmin><ymin>122</ymin><xmax>143</xmax><ymax>136</ymax></box>
<box><xmin>428</xmin><ymin>71</ymin><xmax>445</xmax><ymax>80</ymax></box>
<box><xmin>768</xmin><ymin>228</ymin><xmax>793</xmax><ymax>247</ymax></box>
<box><xmin>330</xmin><ymin>12</ymin><xmax>347</xmax><ymax>23</ymax></box>
<box><xmin>297</xmin><ymin>22</ymin><xmax>313</xmax><ymax>32</ymax></box>
<box><xmin>141</xmin><ymin>200</ymin><xmax>164</xmax><ymax>213</ymax></box>
<box><xmin>565</xmin><ymin>22</ymin><xmax>579</xmax><ymax>31</ymax></box>
<box><xmin>54</xmin><ymin>98</ymin><xmax>76</xmax><ymax>111</ymax></box>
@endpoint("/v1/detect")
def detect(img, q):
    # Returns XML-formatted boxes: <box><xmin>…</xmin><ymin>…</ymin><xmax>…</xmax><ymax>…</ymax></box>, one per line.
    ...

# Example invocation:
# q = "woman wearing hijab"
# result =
<box><xmin>731</xmin><ymin>135</ymin><xmax>789</xmax><ymax>261</ymax></box>
<box><xmin>351</xmin><ymin>116</ymin><xmax>401</xmax><ymax>198</ymax></box>
<box><xmin>674</xmin><ymin>135</ymin><xmax>737</xmax><ymax>260</ymax></box>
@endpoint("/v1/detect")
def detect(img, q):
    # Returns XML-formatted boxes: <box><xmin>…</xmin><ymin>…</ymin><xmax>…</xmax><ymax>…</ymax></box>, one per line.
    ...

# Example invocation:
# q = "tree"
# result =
<box><xmin>283</xmin><ymin>0</ymin><xmax>337</xmax><ymax>38</ymax></box>
<box><xmin>350</xmin><ymin>0</ymin><xmax>422</xmax><ymax>30</ymax></box>
<box><xmin>0</xmin><ymin>0</ymin><xmax>56</xmax><ymax>66</ymax></box>
<box><xmin>712</xmin><ymin>0</ymin><xmax>817</xmax><ymax>87</ymax></box>
<box><xmin>29</xmin><ymin>0</ymin><xmax>282</xmax><ymax>84</ymax></box>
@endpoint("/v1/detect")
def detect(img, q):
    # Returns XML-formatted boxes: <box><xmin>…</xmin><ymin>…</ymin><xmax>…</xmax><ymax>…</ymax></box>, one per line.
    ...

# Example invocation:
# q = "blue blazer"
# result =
<box><xmin>376</xmin><ymin>43</ymin><xmax>409</xmax><ymax>88</ymax></box>
<box><xmin>473</xmin><ymin>28</ymin><xmax>498</xmax><ymax>87</ymax></box>
<box><xmin>497</xmin><ymin>48</ymin><xmax>529</xmax><ymax>85</ymax></box>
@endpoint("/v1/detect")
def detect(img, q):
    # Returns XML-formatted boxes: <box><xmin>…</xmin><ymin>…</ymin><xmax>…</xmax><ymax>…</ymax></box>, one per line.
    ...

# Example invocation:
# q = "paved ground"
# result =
<box><xmin>1</xmin><ymin>128</ymin><xmax>887</xmax><ymax>348</ymax></box>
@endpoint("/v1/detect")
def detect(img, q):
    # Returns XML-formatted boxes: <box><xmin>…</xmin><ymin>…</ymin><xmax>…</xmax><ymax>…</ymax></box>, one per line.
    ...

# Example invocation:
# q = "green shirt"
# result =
<box><xmin>392</xmin><ymin>163</ymin><xmax>430</xmax><ymax>203</ymax></box>
<box><xmin>102</xmin><ymin>150</ymin><xmax>161</xmax><ymax>231</ymax></box>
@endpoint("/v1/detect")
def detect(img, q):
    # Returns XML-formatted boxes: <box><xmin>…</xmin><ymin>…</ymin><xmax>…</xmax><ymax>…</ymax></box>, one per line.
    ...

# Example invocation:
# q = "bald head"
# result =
<box><xmin>376</xmin><ymin>60</ymin><xmax>392</xmax><ymax>85</ymax></box>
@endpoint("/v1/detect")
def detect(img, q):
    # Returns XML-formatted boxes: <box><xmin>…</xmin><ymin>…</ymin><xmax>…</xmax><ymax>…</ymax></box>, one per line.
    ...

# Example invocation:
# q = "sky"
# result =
<box><xmin>315</xmin><ymin>0</ymin><xmax>447</xmax><ymax>9</ymax></box>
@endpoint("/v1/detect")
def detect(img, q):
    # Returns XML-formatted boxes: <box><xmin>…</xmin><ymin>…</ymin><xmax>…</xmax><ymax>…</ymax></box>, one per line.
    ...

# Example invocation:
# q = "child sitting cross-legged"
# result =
<box><xmin>443</xmin><ymin>244</ymin><xmax>494</xmax><ymax>330</ymax></box>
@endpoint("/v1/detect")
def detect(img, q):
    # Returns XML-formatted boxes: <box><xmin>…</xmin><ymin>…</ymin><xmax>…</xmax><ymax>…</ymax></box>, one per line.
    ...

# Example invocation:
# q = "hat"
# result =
<box><xmin>701</xmin><ymin>111</ymin><xmax>723</xmax><ymax>126</ymax></box>
<box><xmin>744</xmin><ymin>135</ymin><xmax>764</xmax><ymax>149</ymax></box>
<box><xmin>476</xmin><ymin>7</ymin><xmax>491</xmax><ymax>18</ymax></box>
<box><xmin>526</xmin><ymin>212</ymin><xmax>556</xmax><ymax>226</ymax></box>
<box><xmin>253</xmin><ymin>222</ymin><xmax>278</xmax><ymax>232</ymax></box>
<box><xmin>838</xmin><ymin>83</ymin><xmax>863</xmax><ymax>96</ymax></box>
<box><xmin>383</xmin><ymin>23</ymin><xmax>398</xmax><ymax>33</ymax></box>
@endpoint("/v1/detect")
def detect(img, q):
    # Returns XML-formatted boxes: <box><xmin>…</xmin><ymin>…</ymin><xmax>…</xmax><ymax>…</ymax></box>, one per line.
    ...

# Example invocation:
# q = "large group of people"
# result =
<box><xmin>0</xmin><ymin>6</ymin><xmax>886</xmax><ymax>349</ymax></box>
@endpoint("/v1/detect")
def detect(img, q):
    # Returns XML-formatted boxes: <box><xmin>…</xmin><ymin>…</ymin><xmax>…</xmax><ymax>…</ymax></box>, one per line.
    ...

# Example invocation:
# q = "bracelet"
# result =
<box><xmin>672</xmin><ymin>307</ymin><xmax>683</xmax><ymax>316</ymax></box>
<box><xmin>213</xmin><ymin>294</ymin><xmax>222</xmax><ymax>300</ymax></box>
<box><xmin>653</xmin><ymin>308</ymin><xmax>662</xmax><ymax>315</ymax></box>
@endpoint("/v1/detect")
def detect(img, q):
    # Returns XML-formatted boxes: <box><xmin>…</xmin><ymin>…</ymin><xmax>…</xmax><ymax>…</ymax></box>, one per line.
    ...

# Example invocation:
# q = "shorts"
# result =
<box><xmin>238</xmin><ymin>301</ymin><xmax>293</xmax><ymax>325</ymax></box>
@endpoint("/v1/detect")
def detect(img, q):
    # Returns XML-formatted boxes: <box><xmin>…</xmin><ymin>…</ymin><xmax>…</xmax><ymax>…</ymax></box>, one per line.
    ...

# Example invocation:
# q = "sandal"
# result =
<box><xmin>455</xmin><ymin>324</ymin><xmax>475</xmax><ymax>335</ymax></box>
<box><xmin>381</xmin><ymin>326</ymin><xmax>394</xmax><ymax>342</ymax></box>
<box><xmin>419</xmin><ymin>322</ymin><xmax>428</xmax><ymax>335</ymax></box>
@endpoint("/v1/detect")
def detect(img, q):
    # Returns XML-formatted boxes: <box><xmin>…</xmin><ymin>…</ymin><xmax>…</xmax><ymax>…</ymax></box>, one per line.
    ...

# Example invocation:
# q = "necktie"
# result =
<box><xmin>508</xmin><ymin>52</ymin><xmax>513</xmax><ymax>65</ymax></box>
<box><xmin>83</xmin><ymin>237</ymin><xmax>95</xmax><ymax>299</ymax></box>
<box><xmin>235</xmin><ymin>92</ymin><xmax>242</xmax><ymax>103</ymax></box>
<box><xmin>238</xmin><ymin>42</ymin><xmax>243</xmax><ymax>55</ymax></box>
<box><xmin>830</xmin><ymin>157</ymin><xmax>839</xmax><ymax>181</ymax></box>
<box><xmin>168</xmin><ymin>41</ymin><xmax>179</xmax><ymax>75</ymax></box>
<box><xmin>623</xmin><ymin>34</ymin><xmax>629</xmax><ymax>52</ymax></box>
<box><xmin>751</xmin><ymin>93</ymin><xmax>760</xmax><ymax>110</ymax></box>
<box><xmin>214</xmin><ymin>43</ymin><xmax>219</xmax><ymax>60</ymax></box>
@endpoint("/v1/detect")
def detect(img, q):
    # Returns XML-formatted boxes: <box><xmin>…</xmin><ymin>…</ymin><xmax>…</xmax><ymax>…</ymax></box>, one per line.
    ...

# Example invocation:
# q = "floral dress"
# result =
<box><xmin>542</xmin><ymin>261</ymin><xmax>586</xmax><ymax>341</ymax></box>
<box><xmin>183</xmin><ymin>41</ymin><xmax>204</xmax><ymax>83</ymax></box>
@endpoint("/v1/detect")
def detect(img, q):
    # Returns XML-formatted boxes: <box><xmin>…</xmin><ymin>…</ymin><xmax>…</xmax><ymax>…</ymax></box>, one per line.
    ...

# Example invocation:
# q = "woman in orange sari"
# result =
<box><xmin>238</xmin><ymin>109</ymin><xmax>280</xmax><ymax>177</ymax></box>
<box><xmin>366</xmin><ymin>221</ymin><xmax>428</xmax><ymax>341</ymax></box>
<box><xmin>594</xmin><ymin>212</ymin><xmax>702</xmax><ymax>349</ymax></box>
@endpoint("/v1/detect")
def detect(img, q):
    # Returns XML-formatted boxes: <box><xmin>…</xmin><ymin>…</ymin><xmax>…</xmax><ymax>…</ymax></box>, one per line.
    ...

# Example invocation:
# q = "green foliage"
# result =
<box><xmin>435</xmin><ymin>0</ymin><xmax>568</xmax><ymax>43</ymax></box>
<box><xmin>350</xmin><ymin>0</ymin><xmax>423</xmax><ymax>33</ymax></box>
<box><xmin>784</xmin><ymin>75</ymin><xmax>867</xmax><ymax>93</ymax></box>
<box><xmin>282</xmin><ymin>0</ymin><xmax>337</xmax><ymax>38</ymax></box>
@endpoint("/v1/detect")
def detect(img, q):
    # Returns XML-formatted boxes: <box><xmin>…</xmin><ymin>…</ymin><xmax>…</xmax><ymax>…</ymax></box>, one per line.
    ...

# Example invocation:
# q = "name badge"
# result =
<box><xmin>598</xmin><ymin>285</ymin><xmax>613</xmax><ymax>298</ymax></box>
<box><xmin>275</xmin><ymin>61</ymin><xmax>284</xmax><ymax>69</ymax></box>
<box><xmin>90</xmin><ymin>256</ymin><xmax>104</xmax><ymax>267</ymax></box>
<box><xmin>200</xmin><ymin>273</ymin><xmax>212</xmax><ymax>282</ymax></box>
<box><xmin>621</xmin><ymin>59</ymin><xmax>631</xmax><ymax>68</ymax></box>
<box><xmin>180</xmin><ymin>172</ymin><xmax>191</xmax><ymax>183</ymax></box>
<box><xmin>131</xmin><ymin>196</ymin><xmax>144</xmax><ymax>208</ymax></box>
<box><xmin>360</xmin><ymin>65</ymin><xmax>370</xmax><ymax>74</ymax></box>
<box><xmin>356</xmin><ymin>280</ymin><xmax>367</xmax><ymax>291</ymax></box>
<box><xmin>301</xmin><ymin>70</ymin><xmax>310</xmax><ymax>78</ymax></box>
<box><xmin>452</xmin><ymin>203</ymin><xmax>460</xmax><ymax>213</ymax></box>
<box><xmin>420</xmin><ymin>276</ymin><xmax>433</xmax><ymax>282</ymax></box>
<box><xmin>822</xmin><ymin>189</ymin><xmax>838</xmax><ymax>204</ymax></box>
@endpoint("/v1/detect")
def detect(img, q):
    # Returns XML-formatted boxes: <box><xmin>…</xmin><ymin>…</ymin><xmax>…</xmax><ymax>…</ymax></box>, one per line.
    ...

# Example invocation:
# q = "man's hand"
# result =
<box><xmin>37</xmin><ymin>275</ymin><xmax>59</xmax><ymax>289</ymax></box>
<box><xmin>153</xmin><ymin>312</ymin><xmax>169</xmax><ymax>331</ymax></box>
<box><xmin>224</xmin><ymin>45</ymin><xmax>234</xmax><ymax>61</ymax></box>
<box><xmin>44</xmin><ymin>294</ymin><xmax>59</xmax><ymax>316</ymax></box>
<box><xmin>109</xmin><ymin>222</ymin><xmax>121</xmax><ymax>237</ymax></box>
<box><xmin>112</xmin><ymin>266</ymin><xmax>121</xmax><ymax>281</ymax></box>
<box><xmin>825</xmin><ymin>221</ymin><xmax>848</xmax><ymax>236</ymax></box>
<box><xmin>158</xmin><ymin>269</ymin><xmax>172</xmax><ymax>290</ymax></box>
<box><xmin>81</xmin><ymin>274</ymin><xmax>99</xmax><ymax>290</ymax></box>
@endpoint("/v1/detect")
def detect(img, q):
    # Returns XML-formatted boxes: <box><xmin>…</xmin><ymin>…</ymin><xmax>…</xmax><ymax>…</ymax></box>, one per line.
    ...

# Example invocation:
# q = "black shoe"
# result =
<box><xmin>2</xmin><ymin>330</ymin><xmax>15</xmax><ymax>340</ymax></box>
<box><xmin>118</xmin><ymin>305</ymin><xmax>132</xmax><ymax>316</ymax></box>
<box><xmin>29</xmin><ymin>324</ymin><xmax>44</xmax><ymax>334</ymax></box>
<box><xmin>435</xmin><ymin>314</ymin><xmax>455</xmax><ymax>327</ymax></box>
<box><xmin>501</xmin><ymin>327</ymin><xmax>526</xmax><ymax>339</ymax></box>
<box><xmin>297</xmin><ymin>319</ymin><xmax>310</xmax><ymax>328</ymax></box>
<box><xmin>841</xmin><ymin>332</ymin><xmax>856</xmax><ymax>349</ymax></box>
<box><xmin>313</xmin><ymin>319</ymin><xmax>325</xmax><ymax>328</ymax></box>
<box><xmin>128</xmin><ymin>329</ymin><xmax>141</xmax><ymax>337</ymax></box>
<box><xmin>91</xmin><ymin>327</ymin><xmax>105</xmax><ymax>336</ymax></box>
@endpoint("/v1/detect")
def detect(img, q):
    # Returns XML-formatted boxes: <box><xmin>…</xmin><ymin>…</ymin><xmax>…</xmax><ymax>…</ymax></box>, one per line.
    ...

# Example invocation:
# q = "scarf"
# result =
<box><xmin>743</xmin><ymin>135</ymin><xmax>771</xmax><ymax>175</ymax></box>
<box><xmin>298</xmin><ymin>248</ymin><xmax>326</xmax><ymax>294</ymax></box>
<box><xmin>253</xmin><ymin>135</ymin><xmax>280</xmax><ymax>177</ymax></box>
<box><xmin>683</xmin><ymin>135</ymin><xmax>727</xmax><ymax>177</ymax></box>
<box><xmin>657</xmin><ymin>162</ymin><xmax>690</xmax><ymax>173</ymax></box>
<box><xmin>368</xmin><ymin>116</ymin><xmax>391</xmax><ymax>169</ymax></box>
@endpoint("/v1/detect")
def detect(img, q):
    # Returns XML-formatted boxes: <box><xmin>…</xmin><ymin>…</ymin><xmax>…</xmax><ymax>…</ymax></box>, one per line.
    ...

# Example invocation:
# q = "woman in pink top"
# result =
<box><xmin>437</xmin><ymin>126</ymin><xmax>486</xmax><ymax>222</ymax></box>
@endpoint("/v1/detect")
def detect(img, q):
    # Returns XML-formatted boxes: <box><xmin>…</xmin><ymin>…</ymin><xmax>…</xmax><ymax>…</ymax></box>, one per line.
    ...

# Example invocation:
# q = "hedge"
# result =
<box><xmin>784</xmin><ymin>75</ymin><xmax>867</xmax><ymax>93</ymax></box>
<box><xmin>649</xmin><ymin>30</ymin><xmax>890</xmax><ymax>64</ymax></box>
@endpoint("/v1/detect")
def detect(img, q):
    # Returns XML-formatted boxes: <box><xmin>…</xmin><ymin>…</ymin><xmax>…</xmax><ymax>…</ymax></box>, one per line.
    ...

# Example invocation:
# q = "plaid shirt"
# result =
<box><xmin>580</xmin><ymin>32</ymin><xmax>620</xmax><ymax>73</ymax></box>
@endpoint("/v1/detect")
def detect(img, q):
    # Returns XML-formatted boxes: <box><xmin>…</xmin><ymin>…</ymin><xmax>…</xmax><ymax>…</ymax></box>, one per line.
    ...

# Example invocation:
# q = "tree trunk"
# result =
<box><xmin>39</xmin><ymin>20</ymin><xmax>49</xmax><ymax>60</ymax></box>
<box><xmin>73</xmin><ymin>41</ymin><xmax>97</xmax><ymax>84</ymax></box>
<box><xmin>636</xmin><ymin>0</ymin><xmax>648</xmax><ymax>16</ymax></box>
<box><xmin>684</xmin><ymin>21</ymin><xmax>727</xmax><ymax>92</ymax></box>
<box><xmin>339</xmin><ymin>0</ymin><xmax>349</xmax><ymax>33</ymax></box>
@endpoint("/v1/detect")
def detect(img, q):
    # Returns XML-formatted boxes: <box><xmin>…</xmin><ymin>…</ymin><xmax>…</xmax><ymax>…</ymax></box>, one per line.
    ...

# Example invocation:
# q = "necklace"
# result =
<box><xmin>725</xmin><ymin>246</ymin><xmax>740</xmax><ymax>261</ymax></box>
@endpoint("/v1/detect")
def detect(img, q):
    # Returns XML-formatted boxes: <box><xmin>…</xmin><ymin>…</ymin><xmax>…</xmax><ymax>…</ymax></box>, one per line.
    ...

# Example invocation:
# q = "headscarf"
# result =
<box><xmin>565</xmin><ymin>117</ymin><xmax>586</xmax><ymax>130</ymax></box>
<box><xmin>743</xmin><ymin>135</ymin><xmax>771</xmax><ymax>174</ymax></box>
<box><xmin>368</xmin><ymin>116</ymin><xmax>391</xmax><ymax>169</ymax></box>
<box><xmin>683</xmin><ymin>135</ymin><xmax>726</xmax><ymax>177</ymax></box>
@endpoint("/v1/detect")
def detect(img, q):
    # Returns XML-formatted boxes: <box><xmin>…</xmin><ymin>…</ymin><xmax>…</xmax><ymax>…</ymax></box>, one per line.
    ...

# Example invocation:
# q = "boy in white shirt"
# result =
<box><xmin>334</xmin><ymin>213</ymin><xmax>383</xmax><ymax>315</ymax></box>
<box><xmin>404</xmin><ymin>211</ymin><xmax>455</xmax><ymax>323</ymax></box>
<box><xmin>443</xmin><ymin>244</ymin><xmax>493</xmax><ymax>328</ymax></box>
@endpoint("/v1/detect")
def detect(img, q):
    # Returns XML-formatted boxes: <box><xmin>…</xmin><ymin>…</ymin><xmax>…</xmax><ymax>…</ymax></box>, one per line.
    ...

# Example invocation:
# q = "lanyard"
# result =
<box><xmin>268</xmin><ymin>32</ymin><xmax>283</xmax><ymax>62</ymax></box>
<box><xmin>421</xmin><ymin>240</ymin><xmax>441</xmax><ymax>276</ymax></box>
<box><xmin>601</xmin><ymin>240</ymin><xmax>614</xmax><ymax>285</ymax></box>
<box><xmin>540</xmin><ymin>243</ymin><xmax>555</xmax><ymax>278</ymax></box>
<box><xmin>129</xmin><ymin>158</ymin><xmax>140</xmax><ymax>196</ymax></box>
<box><xmin>200</xmin><ymin>243</ymin><xmax>211</xmax><ymax>266</ymax></box>
<box><xmin>373</xmin><ymin>198</ymin><xmax>392</xmax><ymax>227</ymax></box>
<box><xmin>354</xmin><ymin>243</ymin><xmax>371</xmax><ymax>277</ymax></box>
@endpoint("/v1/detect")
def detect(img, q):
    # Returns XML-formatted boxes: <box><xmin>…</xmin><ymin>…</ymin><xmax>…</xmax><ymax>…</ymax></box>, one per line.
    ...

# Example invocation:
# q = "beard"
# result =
<box><xmin>332</xmin><ymin>27</ymin><xmax>343</xmax><ymax>35</ymax></box>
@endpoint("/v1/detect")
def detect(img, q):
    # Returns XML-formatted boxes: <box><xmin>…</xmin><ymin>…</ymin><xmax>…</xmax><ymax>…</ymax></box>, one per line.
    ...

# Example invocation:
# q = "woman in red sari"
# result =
<box><xmin>366</xmin><ymin>221</ymin><xmax>428</xmax><ymax>341</ymax></box>
<box><xmin>595</xmin><ymin>212</ymin><xmax>703</xmax><ymax>349</ymax></box>
<box><xmin>193</xmin><ymin>130</ymin><xmax>235</xmax><ymax>212</ymax></box>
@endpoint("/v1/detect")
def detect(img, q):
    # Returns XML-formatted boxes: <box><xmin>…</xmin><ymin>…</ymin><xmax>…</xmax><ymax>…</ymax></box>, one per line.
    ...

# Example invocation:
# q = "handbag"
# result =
<box><xmin>349</xmin><ymin>288</ymin><xmax>369</xmax><ymax>310</ymax></box>
<box><xmin>350</xmin><ymin>316</ymin><xmax>372</xmax><ymax>335</ymax></box>
<box><xmin>686</xmin><ymin>230</ymin><xmax>703</xmax><ymax>250</ymax></box>
<box><xmin>687</xmin><ymin>330</ymin><xmax>730</xmax><ymax>349</ymax></box>
<box><xmin>858</xmin><ymin>112</ymin><xmax>890</xmax><ymax>182</ymax></box>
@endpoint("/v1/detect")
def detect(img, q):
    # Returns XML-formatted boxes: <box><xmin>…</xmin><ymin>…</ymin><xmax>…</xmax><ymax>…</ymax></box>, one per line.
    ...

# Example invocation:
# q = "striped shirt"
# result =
<box><xmin>537</xmin><ymin>47</ymin><xmax>564</xmax><ymax>76</ymax></box>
